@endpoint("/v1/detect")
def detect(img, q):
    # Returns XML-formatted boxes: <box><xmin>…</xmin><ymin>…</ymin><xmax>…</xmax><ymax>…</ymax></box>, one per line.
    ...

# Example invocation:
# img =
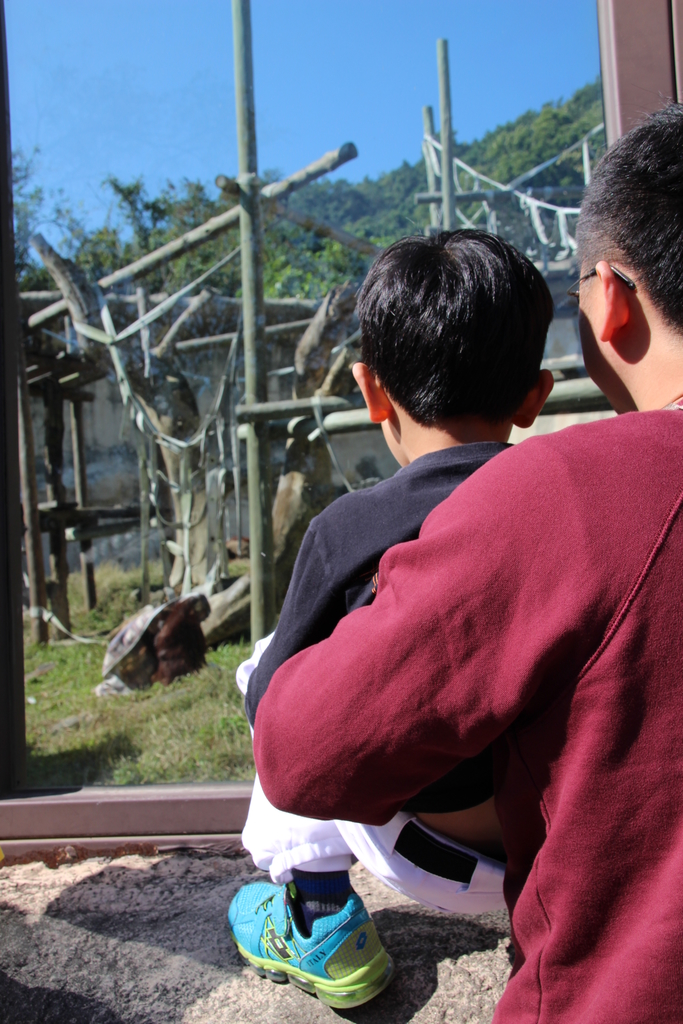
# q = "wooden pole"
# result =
<box><xmin>422</xmin><ymin>106</ymin><xmax>441</xmax><ymax>232</ymax></box>
<box><xmin>135</xmin><ymin>286</ymin><xmax>151</xmax><ymax>375</ymax></box>
<box><xmin>69</xmin><ymin>399</ymin><xmax>96</xmax><ymax>611</ymax></box>
<box><xmin>437</xmin><ymin>39</ymin><xmax>456</xmax><ymax>231</ymax></box>
<box><xmin>232</xmin><ymin>0</ymin><xmax>275</xmax><ymax>642</ymax></box>
<box><xmin>153</xmin><ymin>287</ymin><xmax>211</xmax><ymax>358</ymax></box>
<box><xmin>135</xmin><ymin>430</ymin><xmax>151</xmax><ymax>606</ymax></box>
<box><xmin>43</xmin><ymin>382</ymin><xmax>71</xmax><ymax>636</ymax></box>
<box><xmin>273</xmin><ymin>203</ymin><xmax>381</xmax><ymax>256</ymax></box>
<box><xmin>18</xmin><ymin>346</ymin><xmax>48</xmax><ymax>644</ymax></box>
<box><xmin>582</xmin><ymin>139</ymin><xmax>592</xmax><ymax>185</ymax></box>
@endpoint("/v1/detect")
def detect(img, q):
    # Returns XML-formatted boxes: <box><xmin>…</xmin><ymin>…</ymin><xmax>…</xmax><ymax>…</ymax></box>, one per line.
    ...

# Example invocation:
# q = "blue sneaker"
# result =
<box><xmin>228</xmin><ymin>880</ymin><xmax>394</xmax><ymax>1008</ymax></box>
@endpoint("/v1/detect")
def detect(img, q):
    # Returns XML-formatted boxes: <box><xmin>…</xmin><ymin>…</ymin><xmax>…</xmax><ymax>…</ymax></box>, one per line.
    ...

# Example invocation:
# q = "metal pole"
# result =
<box><xmin>437</xmin><ymin>39</ymin><xmax>456</xmax><ymax>231</ymax></box>
<box><xmin>232</xmin><ymin>0</ymin><xmax>275</xmax><ymax>642</ymax></box>
<box><xmin>422</xmin><ymin>106</ymin><xmax>441</xmax><ymax>233</ymax></box>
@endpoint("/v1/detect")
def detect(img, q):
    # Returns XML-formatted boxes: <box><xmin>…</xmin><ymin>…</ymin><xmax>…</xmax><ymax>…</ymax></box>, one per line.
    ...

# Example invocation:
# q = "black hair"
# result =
<box><xmin>577</xmin><ymin>103</ymin><xmax>683</xmax><ymax>332</ymax></box>
<box><xmin>356</xmin><ymin>229</ymin><xmax>553</xmax><ymax>424</ymax></box>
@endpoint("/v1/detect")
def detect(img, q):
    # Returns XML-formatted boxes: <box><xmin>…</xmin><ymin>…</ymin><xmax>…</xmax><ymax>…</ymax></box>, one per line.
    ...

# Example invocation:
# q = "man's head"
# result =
<box><xmin>353</xmin><ymin>230</ymin><xmax>554</xmax><ymax>464</ymax></box>
<box><xmin>575</xmin><ymin>104</ymin><xmax>683</xmax><ymax>411</ymax></box>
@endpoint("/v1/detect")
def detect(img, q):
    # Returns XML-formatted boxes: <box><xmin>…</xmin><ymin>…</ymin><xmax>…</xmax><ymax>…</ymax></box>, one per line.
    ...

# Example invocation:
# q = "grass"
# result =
<box><xmin>23</xmin><ymin>561</ymin><xmax>255</xmax><ymax>788</ymax></box>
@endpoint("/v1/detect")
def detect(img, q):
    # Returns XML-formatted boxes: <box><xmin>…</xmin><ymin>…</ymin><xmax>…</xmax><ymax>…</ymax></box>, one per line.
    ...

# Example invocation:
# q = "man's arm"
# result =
<box><xmin>253</xmin><ymin>427</ymin><xmax>654</xmax><ymax>825</ymax></box>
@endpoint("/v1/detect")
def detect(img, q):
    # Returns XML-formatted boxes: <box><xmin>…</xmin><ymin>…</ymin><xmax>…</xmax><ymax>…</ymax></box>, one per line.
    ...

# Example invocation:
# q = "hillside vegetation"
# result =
<box><xmin>15</xmin><ymin>79</ymin><xmax>604</xmax><ymax>300</ymax></box>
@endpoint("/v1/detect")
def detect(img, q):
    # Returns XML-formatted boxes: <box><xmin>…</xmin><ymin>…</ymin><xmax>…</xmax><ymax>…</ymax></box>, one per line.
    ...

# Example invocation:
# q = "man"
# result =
<box><xmin>253</xmin><ymin>105</ymin><xmax>683</xmax><ymax>1022</ymax></box>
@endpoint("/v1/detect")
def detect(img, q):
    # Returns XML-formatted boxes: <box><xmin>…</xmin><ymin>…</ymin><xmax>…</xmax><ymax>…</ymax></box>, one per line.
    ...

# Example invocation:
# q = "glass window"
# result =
<box><xmin>6</xmin><ymin>0</ymin><xmax>605</xmax><ymax>789</ymax></box>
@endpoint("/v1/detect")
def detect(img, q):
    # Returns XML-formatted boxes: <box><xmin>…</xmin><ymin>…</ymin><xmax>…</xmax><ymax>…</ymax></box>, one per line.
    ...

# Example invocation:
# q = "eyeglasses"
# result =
<box><xmin>567</xmin><ymin>265</ymin><xmax>637</xmax><ymax>300</ymax></box>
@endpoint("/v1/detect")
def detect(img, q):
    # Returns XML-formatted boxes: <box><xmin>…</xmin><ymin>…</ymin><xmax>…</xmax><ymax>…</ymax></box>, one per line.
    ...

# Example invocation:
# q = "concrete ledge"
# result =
<box><xmin>0</xmin><ymin>782</ymin><xmax>253</xmax><ymax>840</ymax></box>
<box><xmin>0</xmin><ymin>833</ymin><xmax>245</xmax><ymax>867</ymax></box>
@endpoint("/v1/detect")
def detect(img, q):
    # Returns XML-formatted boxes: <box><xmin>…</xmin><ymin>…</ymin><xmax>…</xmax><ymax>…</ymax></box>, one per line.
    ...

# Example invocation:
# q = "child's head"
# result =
<box><xmin>353</xmin><ymin>230</ymin><xmax>554</xmax><ymax>463</ymax></box>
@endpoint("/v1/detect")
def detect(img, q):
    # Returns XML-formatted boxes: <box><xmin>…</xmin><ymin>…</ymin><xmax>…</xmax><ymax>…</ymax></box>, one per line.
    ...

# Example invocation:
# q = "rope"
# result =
<box><xmin>74</xmin><ymin>247</ymin><xmax>241</xmax><ymax>349</ymax></box>
<box><xmin>29</xmin><ymin>606</ymin><xmax>105</xmax><ymax>644</ymax></box>
<box><xmin>310</xmin><ymin>394</ymin><xmax>355</xmax><ymax>494</ymax></box>
<box><xmin>92</xmin><ymin>277</ymin><xmax>238</xmax><ymax>595</ymax></box>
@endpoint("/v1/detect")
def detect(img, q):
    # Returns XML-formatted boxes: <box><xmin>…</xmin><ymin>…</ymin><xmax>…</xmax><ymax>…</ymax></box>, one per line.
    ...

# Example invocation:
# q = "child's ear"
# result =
<box><xmin>511</xmin><ymin>369</ymin><xmax>554</xmax><ymax>429</ymax></box>
<box><xmin>352</xmin><ymin>362</ymin><xmax>395</xmax><ymax>423</ymax></box>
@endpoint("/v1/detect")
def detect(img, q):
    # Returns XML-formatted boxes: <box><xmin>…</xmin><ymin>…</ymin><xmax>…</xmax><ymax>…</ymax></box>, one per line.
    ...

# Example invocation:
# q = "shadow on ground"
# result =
<box><xmin>1</xmin><ymin>970</ymin><xmax>126</xmax><ymax>1024</ymax></box>
<box><xmin>26</xmin><ymin>733</ymin><xmax>140</xmax><ymax>787</ymax></box>
<box><xmin>1</xmin><ymin>852</ymin><xmax>512</xmax><ymax>1023</ymax></box>
<box><xmin>0</xmin><ymin>909</ymin><xmax>127</xmax><ymax>1024</ymax></box>
<box><xmin>333</xmin><ymin>904</ymin><xmax>510</xmax><ymax>1024</ymax></box>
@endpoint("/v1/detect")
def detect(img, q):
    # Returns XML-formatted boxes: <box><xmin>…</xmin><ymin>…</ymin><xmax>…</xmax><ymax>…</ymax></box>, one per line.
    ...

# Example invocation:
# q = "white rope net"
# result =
<box><xmin>422</xmin><ymin>123</ymin><xmax>604</xmax><ymax>260</ymax></box>
<box><xmin>69</xmin><ymin>247</ymin><xmax>243</xmax><ymax>596</ymax></box>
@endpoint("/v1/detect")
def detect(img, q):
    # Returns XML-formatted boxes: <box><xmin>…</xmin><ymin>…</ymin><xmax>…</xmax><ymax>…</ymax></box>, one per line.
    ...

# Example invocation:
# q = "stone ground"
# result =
<box><xmin>0</xmin><ymin>850</ymin><xmax>512</xmax><ymax>1023</ymax></box>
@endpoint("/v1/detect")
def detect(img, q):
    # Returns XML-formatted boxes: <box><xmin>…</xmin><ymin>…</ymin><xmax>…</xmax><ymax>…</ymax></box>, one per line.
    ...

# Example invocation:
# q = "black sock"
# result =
<box><xmin>290</xmin><ymin>869</ymin><xmax>352</xmax><ymax>935</ymax></box>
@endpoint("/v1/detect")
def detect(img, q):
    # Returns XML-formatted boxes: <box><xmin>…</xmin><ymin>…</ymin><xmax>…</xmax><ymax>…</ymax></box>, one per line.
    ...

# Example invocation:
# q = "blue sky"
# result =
<box><xmin>6</xmin><ymin>0</ymin><xmax>601</xmax><ymax>228</ymax></box>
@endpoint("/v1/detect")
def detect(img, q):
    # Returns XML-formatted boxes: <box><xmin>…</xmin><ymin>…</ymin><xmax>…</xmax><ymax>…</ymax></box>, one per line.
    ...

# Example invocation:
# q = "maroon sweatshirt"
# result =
<box><xmin>255</xmin><ymin>410</ymin><xmax>683</xmax><ymax>1023</ymax></box>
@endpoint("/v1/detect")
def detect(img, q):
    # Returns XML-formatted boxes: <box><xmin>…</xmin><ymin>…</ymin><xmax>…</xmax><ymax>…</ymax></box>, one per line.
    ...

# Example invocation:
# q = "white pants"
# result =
<box><xmin>237</xmin><ymin>635</ymin><xmax>506</xmax><ymax>915</ymax></box>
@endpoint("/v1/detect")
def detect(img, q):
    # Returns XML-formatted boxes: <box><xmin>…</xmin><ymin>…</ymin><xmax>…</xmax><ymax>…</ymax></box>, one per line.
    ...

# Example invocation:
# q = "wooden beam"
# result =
<box><xmin>26</xmin><ymin>296</ymin><xmax>68</xmax><ymax>329</ymax></box>
<box><xmin>236</xmin><ymin>394</ymin><xmax>363</xmax><ymax>424</ymax></box>
<box><xmin>0</xmin><ymin>782</ymin><xmax>253</xmax><ymax>840</ymax></box>
<box><xmin>69</xmin><ymin>400</ymin><xmax>97</xmax><ymax>611</ymax></box>
<box><xmin>153</xmin><ymin>287</ymin><xmax>211</xmax><ymax>358</ymax></box>
<box><xmin>42</xmin><ymin>383</ymin><xmax>71</xmax><ymax>637</ymax></box>
<box><xmin>96</xmin><ymin>142</ymin><xmax>359</xmax><ymax>290</ymax></box>
<box><xmin>260</xmin><ymin>142</ymin><xmax>358</xmax><ymax>200</ymax></box>
<box><xmin>25</xmin><ymin>144</ymin><xmax>358</xmax><ymax>331</ymax></box>
<box><xmin>540</xmin><ymin>377</ymin><xmax>612</xmax><ymax>415</ymax></box>
<box><xmin>18</xmin><ymin>346</ymin><xmax>48</xmax><ymax>644</ymax></box>
<box><xmin>233</xmin><ymin>0</ymin><xmax>275</xmax><ymax>643</ymax></box>
<box><xmin>65</xmin><ymin>519</ymin><xmax>140</xmax><ymax>542</ymax></box>
<box><xmin>437</xmin><ymin>39</ymin><xmax>455</xmax><ymax>231</ymax></box>
<box><xmin>175</xmin><ymin>317</ymin><xmax>313</xmax><ymax>352</ymax></box>
<box><xmin>422</xmin><ymin>106</ymin><xmax>440</xmax><ymax>231</ymax></box>
<box><xmin>275</xmin><ymin>202</ymin><xmax>380</xmax><ymax>256</ymax></box>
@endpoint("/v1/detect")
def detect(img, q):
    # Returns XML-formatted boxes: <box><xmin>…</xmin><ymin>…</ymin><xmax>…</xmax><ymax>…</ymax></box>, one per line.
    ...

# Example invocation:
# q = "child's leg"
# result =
<box><xmin>238</xmin><ymin>636</ymin><xmax>503</xmax><ymax>920</ymax></box>
<box><xmin>238</xmin><ymin>630</ymin><xmax>356</xmax><ymax>933</ymax></box>
<box><xmin>242</xmin><ymin>774</ymin><xmax>354</xmax><ymax>882</ymax></box>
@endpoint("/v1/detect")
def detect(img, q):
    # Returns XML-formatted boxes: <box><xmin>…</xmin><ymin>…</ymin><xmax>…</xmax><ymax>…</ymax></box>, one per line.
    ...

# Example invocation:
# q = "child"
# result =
<box><xmin>228</xmin><ymin>230</ymin><xmax>554</xmax><ymax>1008</ymax></box>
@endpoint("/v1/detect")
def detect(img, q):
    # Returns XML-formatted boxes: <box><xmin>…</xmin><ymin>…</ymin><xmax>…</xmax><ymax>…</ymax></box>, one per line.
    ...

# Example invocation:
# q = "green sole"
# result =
<box><xmin>232</xmin><ymin>938</ymin><xmax>395</xmax><ymax>1008</ymax></box>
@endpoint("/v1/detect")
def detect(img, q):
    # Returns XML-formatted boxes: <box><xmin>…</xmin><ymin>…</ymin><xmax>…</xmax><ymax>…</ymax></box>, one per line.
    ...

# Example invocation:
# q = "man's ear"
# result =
<box><xmin>511</xmin><ymin>369</ymin><xmax>554</xmax><ymax>428</ymax></box>
<box><xmin>352</xmin><ymin>362</ymin><xmax>395</xmax><ymax>422</ymax></box>
<box><xmin>593</xmin><ymin>260</ymin><xmax>631</xmax><ymax>343</ymax></box>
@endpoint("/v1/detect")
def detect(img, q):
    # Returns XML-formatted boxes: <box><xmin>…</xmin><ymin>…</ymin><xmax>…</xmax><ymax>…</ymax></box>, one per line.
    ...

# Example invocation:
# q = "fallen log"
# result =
<box><xmin>294</xmin><ymin>282</ymin><xmax>358</xmax><ymax>397</ymax></box>
<box><xmin>202</xmin><ymin>573</ymin><xmax>251</xmax><ymax>645</ymax></box>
